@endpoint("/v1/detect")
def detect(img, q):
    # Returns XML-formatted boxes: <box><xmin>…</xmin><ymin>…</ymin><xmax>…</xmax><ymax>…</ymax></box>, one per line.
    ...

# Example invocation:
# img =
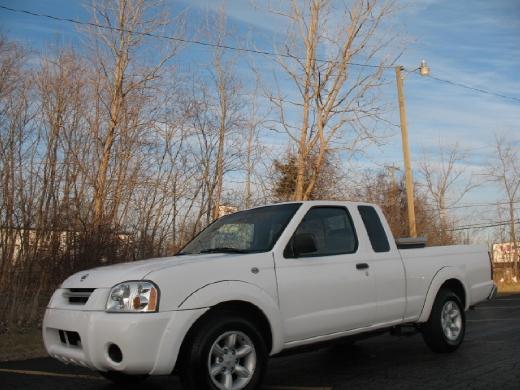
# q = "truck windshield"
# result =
<box><xmin>178</xmin><ymin>203</ymin><xmax>301</xmax><ymax>255</ymax></box>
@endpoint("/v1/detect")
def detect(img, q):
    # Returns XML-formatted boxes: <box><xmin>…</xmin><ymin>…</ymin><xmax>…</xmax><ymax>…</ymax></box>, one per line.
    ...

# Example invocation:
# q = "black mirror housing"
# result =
<box><xmin>292</xmin><ymin>233</ymin><xmax>317</xmax><ymax>257</ymax></box>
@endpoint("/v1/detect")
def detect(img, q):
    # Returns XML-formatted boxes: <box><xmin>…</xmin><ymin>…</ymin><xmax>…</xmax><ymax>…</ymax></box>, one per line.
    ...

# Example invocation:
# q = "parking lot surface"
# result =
<box><xmin>1</xmin><ymin>294</ymin><xmax>519</xmax><ymax>390</ymax></box>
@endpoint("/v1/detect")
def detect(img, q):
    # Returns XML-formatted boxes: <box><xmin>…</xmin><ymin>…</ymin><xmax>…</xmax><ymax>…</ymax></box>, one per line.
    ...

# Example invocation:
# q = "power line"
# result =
<box><xmin>448</xmin><ymin>219</ymin><xmax>520</xmax><ymax>232</ymax></box>
<box><xmin>425</xmin><ymin>74</ymin><xmax>520</xmax><ymax>103</ymax></box>
<box><xmin>436</xmin><ymin>200</ymin><xmax>520</xmax><ymax>211</ymax></box>
<box><xmin>1</xmin><ymin>4</ymin><xmax>519</xmax><ymax>103</ymax></box>
<box><xmin>0</xmin><ymin>4</ymin><xmax>384</xmax><ymax>69</ymax></box>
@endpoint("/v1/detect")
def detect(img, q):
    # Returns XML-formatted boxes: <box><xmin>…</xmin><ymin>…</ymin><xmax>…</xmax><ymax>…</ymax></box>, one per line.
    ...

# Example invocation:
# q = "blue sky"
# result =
<box><xmin>1</xmin><ymin>0</ymin><xmax>519</xmax><ymax>229</ymax></box>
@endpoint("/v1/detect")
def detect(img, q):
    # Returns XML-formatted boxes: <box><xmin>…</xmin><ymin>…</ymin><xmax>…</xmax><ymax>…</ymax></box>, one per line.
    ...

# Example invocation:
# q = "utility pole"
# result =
<box><xmin>395</xmin><ymin>65</ymin><xmax>417</xmax><ymax>237</ymax></box>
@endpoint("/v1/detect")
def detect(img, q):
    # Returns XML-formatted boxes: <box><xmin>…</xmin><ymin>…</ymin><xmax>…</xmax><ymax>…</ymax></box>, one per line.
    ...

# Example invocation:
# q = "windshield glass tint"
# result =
<box><xmin>179</xmin><ymin>203</ymin><xmax>301</xmax><ymax>255</ymax></box>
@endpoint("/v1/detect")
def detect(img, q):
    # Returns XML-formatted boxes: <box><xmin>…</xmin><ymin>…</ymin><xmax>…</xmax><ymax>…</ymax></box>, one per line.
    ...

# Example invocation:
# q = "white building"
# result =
<box><xmin>493</xmin><ymin>242</ymin><xmax>519</xmax><ymax>263</ymax></box>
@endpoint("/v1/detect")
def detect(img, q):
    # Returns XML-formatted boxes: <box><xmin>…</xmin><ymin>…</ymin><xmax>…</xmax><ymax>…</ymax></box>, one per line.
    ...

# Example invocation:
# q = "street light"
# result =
<box><xmin>419</xmin><ymin>60</ymin><xmax>430</xmax><ymax>76</ymax></box>
<box><xmin>395</xmin><ymin>60</ymin><xmax>430</xmax><ymax>238</ymax></box>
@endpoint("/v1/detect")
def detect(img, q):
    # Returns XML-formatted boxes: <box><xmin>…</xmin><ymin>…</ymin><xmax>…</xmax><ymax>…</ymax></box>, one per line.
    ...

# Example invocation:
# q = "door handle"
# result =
<box><xmin>356</xmin><ymin>263</ymin><xmax>369</xmax><ymax>270</ymax></box>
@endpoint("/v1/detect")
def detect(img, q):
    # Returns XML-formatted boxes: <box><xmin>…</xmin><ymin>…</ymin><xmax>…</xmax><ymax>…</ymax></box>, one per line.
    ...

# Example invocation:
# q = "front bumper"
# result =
<box><xmin>43</xmin><ymin>307</ymin><xmax>207</xmax><ymax>375</ymax></box>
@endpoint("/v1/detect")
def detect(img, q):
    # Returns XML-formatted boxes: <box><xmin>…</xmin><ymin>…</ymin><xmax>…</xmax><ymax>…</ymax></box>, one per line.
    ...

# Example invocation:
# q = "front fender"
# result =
<box><xmin>178</xmin><ymin>280</ymin><xmax>285</xmax><ymax>354</ymax></box>
<box><xmin>417</xmin><ymin>267</ymin><xmax>469</xmax><ymax>323</ymax></box>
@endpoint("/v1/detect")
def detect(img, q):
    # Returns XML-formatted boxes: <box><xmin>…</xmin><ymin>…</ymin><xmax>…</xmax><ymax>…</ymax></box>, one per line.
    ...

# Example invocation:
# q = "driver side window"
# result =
<box><xmin>285</xmin><ymin>207</ymin><xmax>358</xmax><ymax>258</ymax></box>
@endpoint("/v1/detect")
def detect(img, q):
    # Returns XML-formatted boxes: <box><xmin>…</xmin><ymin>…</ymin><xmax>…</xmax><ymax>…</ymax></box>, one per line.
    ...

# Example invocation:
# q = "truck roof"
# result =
<box><xmin>263</xmin><ymin>200</ymin><xmax>377</xmax><ymax>208</ymax></box>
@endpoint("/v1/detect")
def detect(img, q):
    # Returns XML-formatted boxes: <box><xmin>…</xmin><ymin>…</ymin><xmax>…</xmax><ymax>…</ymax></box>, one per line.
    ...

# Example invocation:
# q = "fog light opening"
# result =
<box><xmin>108</xmin><ymin>343</ymin><xmax>123</xmax><ymax>363</ymax></box>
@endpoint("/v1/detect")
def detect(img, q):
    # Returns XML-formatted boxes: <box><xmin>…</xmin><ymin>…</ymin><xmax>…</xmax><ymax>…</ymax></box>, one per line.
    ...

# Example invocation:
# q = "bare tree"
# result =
<box><xmin>242</xmin><ymin>73</ymin><xmax>270</xmax><ymax>209</ymax></box>
<box><xmin>208</xmin><ymin>7</ymin><xmax>245</xmax><ymax>220</ymax></box>
<box><xmin>420</xmin><ymin>143</ymin><xmax>477</xmax><ymax>240</ymax></box>
<box><xmin>0</xmin><ymin>37</ymin><xmax>32</xmax><ymax>316</ymax></box>
<box><xmin>87</xmin><ymin>0</ymin><xmax>179</xmax><ymax>229</ymax></box>
<box><xmin>487</xmin><ymin>134</ymin><xmax>520</xmax><ymax>276</ymax></box>
<box><xmin>354</xmin><ymin>170</ymin><xmax>454</xmax><ymax>245</ymax></box>
<box><xmin>0</xmin><ymin>42</ymin><xmax>92</xmax><ymax>326</ymax></box>
<box><xmin>267</xmin><ymin>0</ymin><xmax>398</xmax><ymax>200</ymax></box>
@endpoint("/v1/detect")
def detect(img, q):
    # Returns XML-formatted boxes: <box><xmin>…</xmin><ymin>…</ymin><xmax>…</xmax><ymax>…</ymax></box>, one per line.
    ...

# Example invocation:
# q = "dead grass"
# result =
<box><xmin>0</xmin><ymin>327</ymin><xmax>47</xmax><ymax>361</ymax></box>
<box><xmin>497</xmin><ymin>282</ymin><xmax>520</xmax><ymax>294</ymax></box>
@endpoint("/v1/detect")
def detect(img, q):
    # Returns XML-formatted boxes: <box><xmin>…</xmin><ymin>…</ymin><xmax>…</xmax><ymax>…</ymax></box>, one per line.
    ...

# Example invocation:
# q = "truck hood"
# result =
<box><xmin>60</xmin><ymin>254</ymin><xmax>233</xmax><ymax>288</ymax></box>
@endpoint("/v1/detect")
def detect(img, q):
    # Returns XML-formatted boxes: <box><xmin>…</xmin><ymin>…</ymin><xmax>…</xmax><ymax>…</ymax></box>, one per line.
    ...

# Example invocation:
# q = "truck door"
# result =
<box><xmin>357</xmin><ymin>205</ymin><xmax>407</xmax><ymax>325</ymax></box>
<box><xmin>274</xmin><ymin>206</ymin><xmax>377</xmax><ymax>342</ymax></box>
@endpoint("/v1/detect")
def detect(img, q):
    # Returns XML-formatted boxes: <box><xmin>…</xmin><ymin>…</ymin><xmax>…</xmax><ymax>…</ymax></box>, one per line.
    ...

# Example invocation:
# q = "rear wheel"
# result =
<box><xmin>180</xmin><ymin>312</ymin><xmax>268</xmax><ymax>390</ymax></box>
<box><xmin>422</xmin><ymin>288</ymin><xmax>465</xmax><ymax>353</ymax></box>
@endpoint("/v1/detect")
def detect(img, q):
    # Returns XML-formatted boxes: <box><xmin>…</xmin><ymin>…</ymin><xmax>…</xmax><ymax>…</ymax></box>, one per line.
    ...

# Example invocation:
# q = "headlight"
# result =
<box><xmin>106</xmin><ymin>281</ymin><xmax>159</xmax><ymax>313</ymax></box>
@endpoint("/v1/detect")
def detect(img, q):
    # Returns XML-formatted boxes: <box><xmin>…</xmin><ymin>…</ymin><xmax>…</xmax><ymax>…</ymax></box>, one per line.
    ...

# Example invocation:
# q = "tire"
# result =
<box><xmin>422</xmin><ymin>288</ymin><xmax>465</xmax><ymax>353</ymax></box>
<box><xmin>98</xmin><ymin>371</ymin><xmax>148</xmax><ymax>385</ymax></box>
<box><xmin>180</xmin><ymin>311</ymin><xmax>268</xmax><ymax>390</ymax></box>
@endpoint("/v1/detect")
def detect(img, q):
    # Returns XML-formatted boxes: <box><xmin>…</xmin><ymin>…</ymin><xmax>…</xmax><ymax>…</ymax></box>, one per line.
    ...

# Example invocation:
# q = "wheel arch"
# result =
<box><xmin>175</xmin><ymin>299</ymin><xmax>274</xmax><ymax>373</ymax></box>
<box><xmin>177</xmin><ymin>280</ymin><xmax>284</xmax><ymax>354</ymax></box>
<box><xmin>418</xmin><ymin>267</ymin><xmax>469</xmax><ymax>323</ymax></box>
<box><xmin>441</xmin><ymin>278</ymin><xmax>466</xmax><ymax>308</ymax></box>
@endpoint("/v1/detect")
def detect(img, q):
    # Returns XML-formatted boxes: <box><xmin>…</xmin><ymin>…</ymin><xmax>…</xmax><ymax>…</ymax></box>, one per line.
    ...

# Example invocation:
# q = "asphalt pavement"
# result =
<box><xmin>1</xmin><ymin>294</ymin><xmax>519</xmax><ymax>390</ymax></box>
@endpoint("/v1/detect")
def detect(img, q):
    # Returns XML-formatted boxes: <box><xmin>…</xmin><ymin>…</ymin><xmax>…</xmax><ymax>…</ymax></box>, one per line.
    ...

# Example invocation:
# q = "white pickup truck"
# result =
<box><xmin>43</xmin><ymin>201</ymin><xmax>496</xmax><ymax>390</ymax></box>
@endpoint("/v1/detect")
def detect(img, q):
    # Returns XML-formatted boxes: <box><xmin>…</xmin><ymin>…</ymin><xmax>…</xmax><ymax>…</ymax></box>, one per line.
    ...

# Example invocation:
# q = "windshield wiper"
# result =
<box><xmin>199</xmin><ymin>247</ymin><xmax>250</xmax><ymax>254</ymax></box>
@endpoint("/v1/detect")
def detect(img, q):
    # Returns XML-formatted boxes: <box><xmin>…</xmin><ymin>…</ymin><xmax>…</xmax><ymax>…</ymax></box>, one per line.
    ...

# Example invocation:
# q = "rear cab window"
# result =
<box><xmin>358</xmin><ymin>205</ymin><xmax>390</xmax><ymax>253</ymax></box>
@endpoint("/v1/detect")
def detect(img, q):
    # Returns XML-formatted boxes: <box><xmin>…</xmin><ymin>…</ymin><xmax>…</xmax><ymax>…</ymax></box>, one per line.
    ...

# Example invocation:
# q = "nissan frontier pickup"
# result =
<box><xmin>43</xmin><ymin>201</ymin><xmax>496</xmax><ymax>390</ymax></box>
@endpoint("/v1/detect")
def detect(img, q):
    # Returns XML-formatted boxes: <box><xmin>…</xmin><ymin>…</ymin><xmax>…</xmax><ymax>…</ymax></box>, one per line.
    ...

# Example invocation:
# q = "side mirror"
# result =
<box><xmin>292</xmin><ymin>233</ymin><xmax>317</xmax><ymax>257</ymax></box>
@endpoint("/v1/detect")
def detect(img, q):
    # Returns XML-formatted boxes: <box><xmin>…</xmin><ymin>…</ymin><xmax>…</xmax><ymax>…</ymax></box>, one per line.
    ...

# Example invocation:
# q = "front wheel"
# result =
<box><xmin>422</xmin><ymin>288</ymin><xmax>465</xmax><ymax>353</ymax></box>
<box><xmin>180</xmin><ymin>312</ymin><xmax>268</xmax><ymax>390</ymax></box>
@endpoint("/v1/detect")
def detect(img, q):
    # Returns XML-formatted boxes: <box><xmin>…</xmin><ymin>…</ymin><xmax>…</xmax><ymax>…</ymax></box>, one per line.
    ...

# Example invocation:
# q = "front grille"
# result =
<box><xmin>63</xmin><ymin>288</ymin><xmax>95</xmax><ymax>305</ymax></box>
